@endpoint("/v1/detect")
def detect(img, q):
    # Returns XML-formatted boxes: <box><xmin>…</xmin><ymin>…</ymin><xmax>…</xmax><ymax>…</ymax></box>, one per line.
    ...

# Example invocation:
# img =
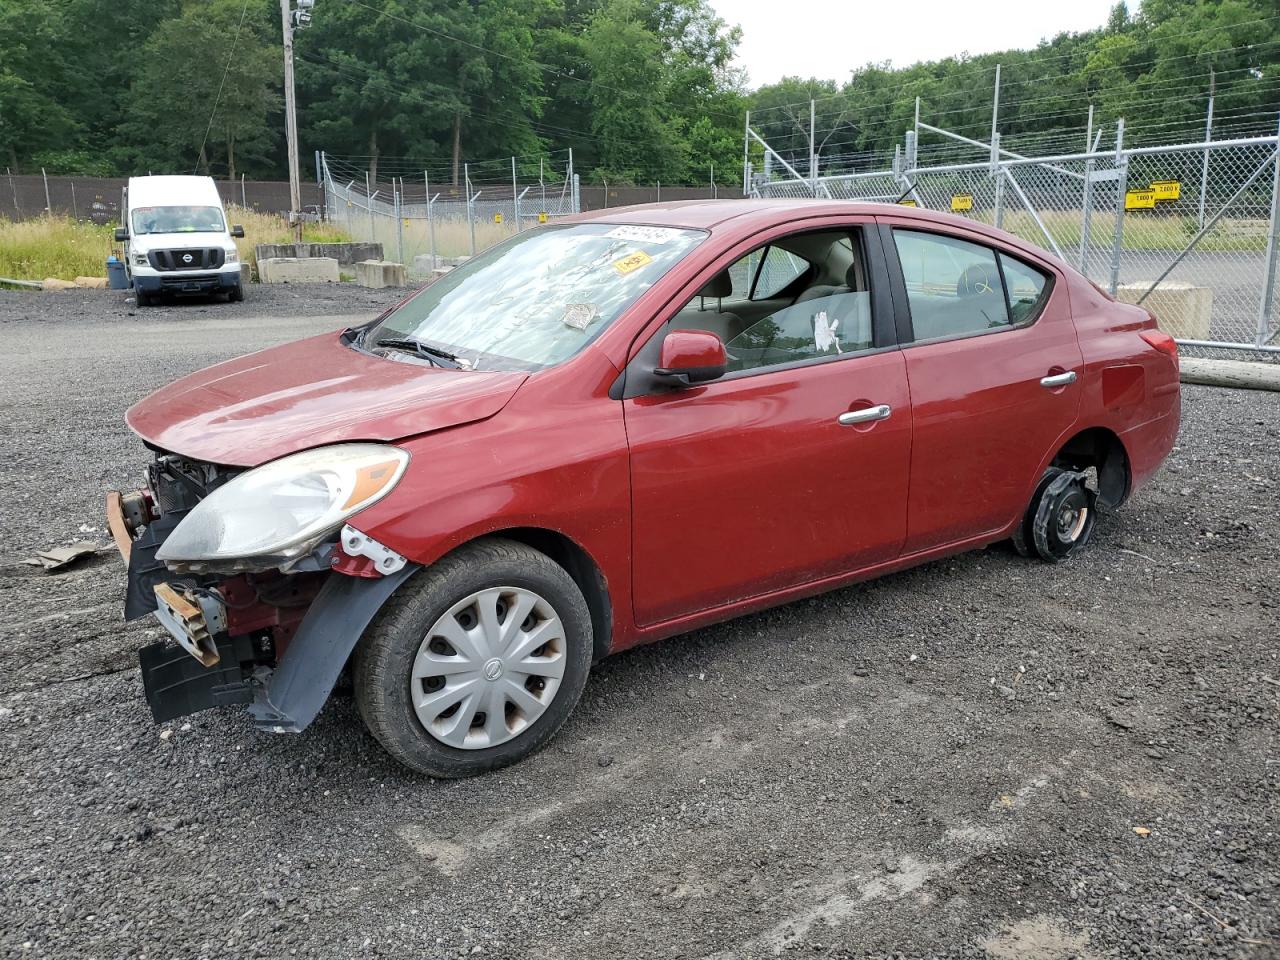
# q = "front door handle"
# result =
<box><xmin>838</xmin><ymin>404</ymin><xmax>892</xmax><ymax>426</ymax></box>
<box><xmin>1040</xmin><ymin>371</ymin><xmax>1078</xmax><ymax>389</ymax></box>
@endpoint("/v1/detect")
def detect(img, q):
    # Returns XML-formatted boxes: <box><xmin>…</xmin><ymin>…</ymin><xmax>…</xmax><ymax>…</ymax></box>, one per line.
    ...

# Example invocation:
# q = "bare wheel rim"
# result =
<box><xmin>410</xmin><ymin>586</ymin><xmax>567</xmax><ymax>750</ymax></box>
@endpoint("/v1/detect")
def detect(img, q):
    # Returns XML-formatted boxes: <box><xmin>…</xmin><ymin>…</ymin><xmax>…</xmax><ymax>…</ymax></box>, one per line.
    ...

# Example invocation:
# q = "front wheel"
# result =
<box><xmin>134</xmin><ymin>286</ymin><xmax>151</xmax><ymax>307</ymax></box>
<box><xmin>353</xmin><ymin>538</ymin><xmax>593</xmax><ymax>778</ymax></box>
<box><xmin>227</xmin><ymin>281</ymin><xmax>244</xmax><ymax>302</ymax></box>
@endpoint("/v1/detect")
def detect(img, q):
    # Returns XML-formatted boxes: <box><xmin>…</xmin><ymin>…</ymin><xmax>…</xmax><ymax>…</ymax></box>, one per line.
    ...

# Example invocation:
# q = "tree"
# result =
<box><xmin>116</xmin><ymin>0</ymin><xmax>280</xmax><ymax>178</ymax></box>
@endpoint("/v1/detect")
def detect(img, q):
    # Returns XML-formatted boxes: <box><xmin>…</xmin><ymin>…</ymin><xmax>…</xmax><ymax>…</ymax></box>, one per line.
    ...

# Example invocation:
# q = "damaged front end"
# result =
<box><xmin>107</xmin><ymin>445</ymin><xmax>416</xmax><ymax>732</ymax></box>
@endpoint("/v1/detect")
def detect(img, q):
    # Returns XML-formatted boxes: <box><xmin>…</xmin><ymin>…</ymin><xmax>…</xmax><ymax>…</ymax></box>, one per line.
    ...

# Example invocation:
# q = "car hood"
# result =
<box><xmin>126</xmin><ymin>330</ymin><xmax>528</xmax><ymax>466</ymax></box>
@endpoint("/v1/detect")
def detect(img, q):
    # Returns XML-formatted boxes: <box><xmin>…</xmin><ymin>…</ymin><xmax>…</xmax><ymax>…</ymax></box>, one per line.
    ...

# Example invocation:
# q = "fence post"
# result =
<box><xmin>1255</xmin><ymin>115</ymin><xmax>1280</xmax><ymax>346</ymax></box>
<box><xmin>241</xmin><ymin>173</ymin><xmax>247</xmax><ymax>208</ymax></box>
<box><xmin>1198</xmin><ymin>69</ymin><xmax>1215</xmax><ymax>230</ymax></box>
<box><xmin>991</xmin><ymin>134</ymin><xmax>1004</xmax><ymax>229</ymax></box>
<box><xmin>1079</xmin><ymin>156</ymin><xmax>1095</xmax><ymax>275</ymax></box>
<box><xmin>394</xmin><ymin>179</ymin><xmax>404</xmax><ymax>265</ymax></box>
<box><xmin>572</xmin><ymin>173</ymin><xmax>580</xmax><ymax>214</ymax></box>
<box><xmin>710</xmin><ymin>162</ymin><xmax>716</xmax><ymax>199</ymax></box>
<box><xmin>539</xmin><ymin>157</ymin><xmax>547</xmax><ymax>217</ymax></box>
<box><xmin>511</xmin><ymin>156</ymin><xmax>519</xmax><ymax>230</ymax></box>
<box><xmin>465</xmin><ymin>163</ymin><xmax>476</xmax><ymax>257</ymax></box>
<box><xmin>365</xmin><ymin>171</ymin><xmax>374</xmax><ymax>241</ymax></box>
<box><xmin>70</xmin><ymin>181</ymin><xmax>77</xmax><ymax>221</ymax></box>
<box><xmin>656</xmin><ymin>180</ymin><xmax>661</xmax><ymax>203</ymax></box>
<box><xmin>1108</xmin><ymin>120</ymin><xmax>1128</xmax><ymax>296</ymax></box>
<box><xmin>6</xmin><ymin>167</ymin><xmax>18</xmax><ymax>217</ymax></box>
<box><xmin>42</xmin><ymin>167</ymin><xmax>51</xmax><ymax>214</ymax></box>
<box><xmin>425</xmin><ymin>170</ymin><xmax>436</xmax><ymax>271</ymax></box>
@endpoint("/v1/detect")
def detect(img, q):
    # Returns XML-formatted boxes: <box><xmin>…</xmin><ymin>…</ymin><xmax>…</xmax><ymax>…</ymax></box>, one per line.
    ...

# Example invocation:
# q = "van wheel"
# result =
<box><xmin>228</xmin><ymin>282</ymin><xmax>244</xmax><ymax>302</ymax></box>
<box><xmin>353</xmin><ymin>538</ymin><xmax>593</xmax><ymax>778</ymax></box>
<box><xmin>1028</xmin><ymin>470</ymin><xmax>1097</xmax><ymax>563</ymax></box>
<box><xmin>135</xmin><ymin>288</ymin><xmax>151</xmax><ymax>307</ymax></box>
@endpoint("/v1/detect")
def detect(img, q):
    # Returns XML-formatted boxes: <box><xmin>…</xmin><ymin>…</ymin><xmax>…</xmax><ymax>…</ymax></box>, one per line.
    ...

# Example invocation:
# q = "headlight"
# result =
<box><xmin>156</xmin><ymin>444</ymin><xmax>409</xmax><ymax>564</ymax></box>
<box><xmin>226</xmin><ymin>247</ymin><xmax>239</xmax><ymax>263</ymax></box>
<box><xmin>134</xmin><ymin>253</ymin><xmax>148</xmax><ymax>266</ymax></box>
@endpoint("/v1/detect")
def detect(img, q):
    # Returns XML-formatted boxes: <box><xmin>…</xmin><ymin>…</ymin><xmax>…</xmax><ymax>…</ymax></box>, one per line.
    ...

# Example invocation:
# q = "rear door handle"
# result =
<box><xmin>838</xmin><ymin>404</ymin><xmax>892</xmax><ymax>426</ymax></box>
<box><xmin>1040</xmin><ymin>371</ymin><xmax>1077</xmax><ymax>389</ymax></box>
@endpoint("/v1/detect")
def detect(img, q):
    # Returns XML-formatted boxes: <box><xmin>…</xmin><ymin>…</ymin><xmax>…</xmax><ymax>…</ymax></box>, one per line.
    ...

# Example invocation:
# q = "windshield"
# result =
<box><xmin>366</xmin><ymin>222</ymin><xmax>706</xmax><ymax>370</ymax></box>
<box><xmin>131</xmin><ymin>205</ymin><xmax>226</xmax><ymax>235</ymax></box>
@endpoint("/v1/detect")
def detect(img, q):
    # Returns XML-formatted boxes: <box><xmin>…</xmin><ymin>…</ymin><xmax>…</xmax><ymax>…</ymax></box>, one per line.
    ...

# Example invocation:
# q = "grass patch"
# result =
<box><xmin>0</xmin><ymin>217</ymin><xmax>115</xmax><ymax>282</ymax></box>
<box><xmin>0</xmin><ymin>208</ymin><xmax>353</xmax><ymax>283</ymax></box>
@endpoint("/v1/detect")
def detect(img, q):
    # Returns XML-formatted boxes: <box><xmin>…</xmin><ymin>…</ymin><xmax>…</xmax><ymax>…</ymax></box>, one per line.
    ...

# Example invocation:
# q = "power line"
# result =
<box><xmin>193</xmin><ymin>0</ymin><xmax>254</xmax><ymax>173</ymax></box>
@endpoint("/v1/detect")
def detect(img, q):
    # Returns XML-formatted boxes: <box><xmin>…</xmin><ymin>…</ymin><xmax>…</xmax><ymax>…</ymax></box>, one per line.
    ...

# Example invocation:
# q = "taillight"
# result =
<box><xmin>1140</xmin><ymin>330</ymin><xmax>1179</xmax><ymax>369</ymax></box>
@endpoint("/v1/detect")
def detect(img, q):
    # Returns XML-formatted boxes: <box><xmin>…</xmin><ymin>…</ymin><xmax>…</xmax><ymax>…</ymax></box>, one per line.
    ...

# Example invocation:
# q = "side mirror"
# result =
<box><xmin>114</xmin><ymin>227</ymin><xmax>128</xmax><ymax>242</ymax></box>
<box><xmin>653</xmin><ymin>329</ymin><xmax>727</xmax><ymax>386</ymax></box>
<box><xmin>230</xmin><ymin>224</ymin><xmax>245</xmax><ymax>238</ymax></box>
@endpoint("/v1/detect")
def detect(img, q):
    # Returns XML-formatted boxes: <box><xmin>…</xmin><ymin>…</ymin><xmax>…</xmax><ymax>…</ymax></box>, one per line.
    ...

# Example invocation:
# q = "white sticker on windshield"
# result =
<box><xmin>603</xmin><ymin>225</ymin><xmax>685</xmax><ymax>245</ymax></box>
<box><xmin>562</xmin><ymin>303</ymin><xmax>598</xmax><ymax>330</ymax></box>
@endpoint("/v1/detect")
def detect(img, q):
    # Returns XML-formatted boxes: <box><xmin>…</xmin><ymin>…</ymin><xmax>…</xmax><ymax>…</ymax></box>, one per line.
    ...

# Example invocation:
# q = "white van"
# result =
<box><xmin>115</xmin><ymin>175</ymin><xmax>245</xmax><ymax>306</ymax></box>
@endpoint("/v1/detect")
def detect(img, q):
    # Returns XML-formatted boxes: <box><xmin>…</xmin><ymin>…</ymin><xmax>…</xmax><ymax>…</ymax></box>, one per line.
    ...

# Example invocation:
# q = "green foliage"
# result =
<box><xmin>748</xmin><ymin>0</ymin><xmax>1280</xmax><ymax>177</ymax></box>
<box><xmin>2</xmin><ymin>0</ymin><xmax>1276</xmax><ymax>186</ymax></box>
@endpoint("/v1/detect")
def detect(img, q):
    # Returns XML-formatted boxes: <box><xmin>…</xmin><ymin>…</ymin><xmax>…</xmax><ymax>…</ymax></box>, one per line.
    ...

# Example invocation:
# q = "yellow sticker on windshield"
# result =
<box><xmin>613</xmin><ymin>250</ymin><xmax>653</xmax><ymax>275</ymax></box>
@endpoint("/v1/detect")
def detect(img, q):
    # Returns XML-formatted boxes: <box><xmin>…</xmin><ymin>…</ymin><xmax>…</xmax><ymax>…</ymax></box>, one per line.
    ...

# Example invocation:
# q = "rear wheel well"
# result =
<box><xmin>1051</xmin><ymin>428</ymin><xmax>1130</xmax><ymax>508</ymax></box>
<box><xmin>477</xmin><ymin>528</ymin><xmax>613</xmax><ymax>661</ymax></box>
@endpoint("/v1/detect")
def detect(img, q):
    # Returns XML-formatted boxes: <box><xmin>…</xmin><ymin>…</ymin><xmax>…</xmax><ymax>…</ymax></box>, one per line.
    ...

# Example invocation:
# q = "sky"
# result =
<box><xmin>710</xmin><ymin>0</ymin><xmax>1126</xmax><ymax>88</ymax></box>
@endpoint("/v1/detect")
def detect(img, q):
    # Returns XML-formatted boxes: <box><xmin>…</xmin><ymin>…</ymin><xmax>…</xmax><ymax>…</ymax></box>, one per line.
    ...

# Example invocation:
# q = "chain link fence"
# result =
<box><xmin>322</xmin><ymin>153</ymin><xmax>579</xmax><ymax>276</ymax></box>
<box><xmin>751</xmin><ymin>127</ymin><xmax>1280</xmax><ymax>359</ymax></box>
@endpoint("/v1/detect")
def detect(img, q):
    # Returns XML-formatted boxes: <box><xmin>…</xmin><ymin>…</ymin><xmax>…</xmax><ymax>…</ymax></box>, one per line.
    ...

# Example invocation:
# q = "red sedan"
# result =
<box><xmin>108</xmin><ymin>199</ymin><xmax>1180</xmax><ymax>777</ymax></box>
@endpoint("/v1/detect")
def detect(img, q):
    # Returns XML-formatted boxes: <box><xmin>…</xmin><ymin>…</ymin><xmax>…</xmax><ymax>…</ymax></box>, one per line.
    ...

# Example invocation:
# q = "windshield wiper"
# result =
<box><xmin>373</xmin><ymin>336</ymin><xmax>464</xmax><ymax>369</ymax></box>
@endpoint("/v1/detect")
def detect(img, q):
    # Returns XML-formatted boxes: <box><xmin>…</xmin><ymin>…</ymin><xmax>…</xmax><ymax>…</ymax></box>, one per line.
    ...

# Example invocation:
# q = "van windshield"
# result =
<box><xmin>131</xmin><ymin>205</ymin><xmax>226</xmax><ymax>235</ymax></box>
<box><xmin>365</xmin><ymin>222</ymin><xmax>706</xmax><ymax>371</ymax></box>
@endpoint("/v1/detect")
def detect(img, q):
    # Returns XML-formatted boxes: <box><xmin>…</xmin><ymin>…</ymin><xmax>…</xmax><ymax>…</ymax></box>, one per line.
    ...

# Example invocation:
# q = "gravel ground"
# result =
<box><xmin>0</xmin><ymin>287</ymin><xmax>1277</xmax><ymax>960</ymax></box>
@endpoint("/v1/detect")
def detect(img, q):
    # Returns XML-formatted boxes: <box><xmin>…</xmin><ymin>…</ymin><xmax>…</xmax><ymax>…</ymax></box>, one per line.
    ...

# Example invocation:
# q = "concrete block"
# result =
<box><xmin>411</xmin><ymin>254</ymin><xmax>440</xmax><ymax>278</ymax></box>
<box><xmin>257</xmin><ymin>257</ymin><xmax>339</xmax><ymax>284</ymax></box>
<box><xmin>355</xmin><ymin>260</ymin><xmax>407</xmax><ymax>288</ymax></box>
<box><xmin>1115</xmin><ymin>281</ymin><xmax>1212</xmax><ymax>340</ymax></box>
<box><xmin>429</xmin><ymin>267</ymin><xmax>454</xmax><ymax>284</ymax></box>
<box><xmin>309</xmin><ymin>242</ymin><xmax>383</xmax><ymax>266</ymax></box>
<box><xmin>254</xmin><ymin>241</ymin><xmax>383</xmax><ymax>267</ymax></box>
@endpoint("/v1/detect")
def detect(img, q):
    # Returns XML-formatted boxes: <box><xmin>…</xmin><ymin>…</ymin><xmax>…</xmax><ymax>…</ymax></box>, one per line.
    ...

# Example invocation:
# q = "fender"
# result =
<box><xmin>248</xmin><ymin>565</ymin><xmax>419</xmax><ymax>733</ymax></box>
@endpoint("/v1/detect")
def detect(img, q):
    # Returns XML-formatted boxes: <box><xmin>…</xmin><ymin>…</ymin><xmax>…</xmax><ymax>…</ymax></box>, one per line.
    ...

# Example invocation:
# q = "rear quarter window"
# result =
<box><xmin>999</xmin><ymin>254</ymin><xmax>1051</xmax><ymax>324</ymax></box>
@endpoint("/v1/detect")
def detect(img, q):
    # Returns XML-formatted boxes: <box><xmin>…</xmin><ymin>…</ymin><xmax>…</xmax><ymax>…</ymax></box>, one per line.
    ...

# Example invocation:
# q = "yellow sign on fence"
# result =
<box><xmin>951</xmin><ymin>193</ymin><xmax>974</xmax><ymax>212</ymax></box>
<box><xmin>1125</xmin><ymin>189</ymin><xmax>1157</xmax><ymax>210</ymax></box>
<box><xmin>898</xmin><ymin>199</ymin><xmax>917</xmax><ymax>207</ymax></box>
<box><xmin>1151</xmin><ymin>179</ymin><xmax>1182</xmax><ymax>201</ymax></box>
<box><xmin>538</xmin><ymin>211</ymin><xmax>548</xmax><ymax>224</ymax></box>
<box><xmin>493</xmin><ymin>212</ymin><xmax>504</xmax><ymax>224</ymax></box>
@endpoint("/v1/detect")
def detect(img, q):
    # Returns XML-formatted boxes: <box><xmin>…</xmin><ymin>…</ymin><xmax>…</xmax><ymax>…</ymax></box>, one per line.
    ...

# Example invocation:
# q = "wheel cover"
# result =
<box><xmin>411</xmin><ymin>587</ymin><xmax>566</xmax><ymax>750</ymax></box>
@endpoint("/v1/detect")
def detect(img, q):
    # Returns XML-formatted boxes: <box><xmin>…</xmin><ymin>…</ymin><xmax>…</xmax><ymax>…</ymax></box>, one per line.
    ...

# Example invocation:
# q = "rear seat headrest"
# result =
<box><xmin>698</xmin><ymin>270</ymin><xmax>732</xmax><ymax>299</ymax></box>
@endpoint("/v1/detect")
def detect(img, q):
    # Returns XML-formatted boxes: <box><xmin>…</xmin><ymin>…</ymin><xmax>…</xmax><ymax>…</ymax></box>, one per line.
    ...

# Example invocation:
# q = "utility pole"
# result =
<box><xmin>280</xmin><ymin>0</ymin><xmax>314</xmax><ymax>242</ymax></box>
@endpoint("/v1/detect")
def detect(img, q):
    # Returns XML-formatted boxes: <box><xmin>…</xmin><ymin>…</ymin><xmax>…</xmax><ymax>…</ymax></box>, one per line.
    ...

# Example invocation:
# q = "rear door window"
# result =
<box><xmin>893</xmin><ymin>230</ymin><xmax>1010</xmax><ymax>341</ymax></box>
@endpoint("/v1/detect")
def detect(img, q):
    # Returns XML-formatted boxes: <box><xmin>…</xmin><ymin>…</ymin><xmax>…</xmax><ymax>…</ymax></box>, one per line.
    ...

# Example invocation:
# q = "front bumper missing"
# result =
<box><xmin>139</xmin><ymin>635</ymin><xmax>255</xmax><ymax>724</ymax></box>
<box><xmin>153</xmin><ymin>582</ymin><xmax>225</xmax><ymax>667</ymax></box>
<box><xmin>109</xmin><ymin>488</ymin><xmax>247</xmax><ymax>721</ymax></box>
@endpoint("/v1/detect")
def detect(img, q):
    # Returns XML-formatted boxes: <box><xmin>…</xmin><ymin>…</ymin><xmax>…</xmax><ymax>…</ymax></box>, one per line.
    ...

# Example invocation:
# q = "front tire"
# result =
<box><xmin>227</xmin><ymin>281</ymin><xmax>244</xmax><ymax>302</ymax></box>
<box><xmin>353</xmin><ymin>538</ymin><xmax>593</xmax><ymax>778</ymax></box>
<box><xmin>134</xmin><ymin>286</ymin><xmax>151</xmax><ymax>307</ymax></box>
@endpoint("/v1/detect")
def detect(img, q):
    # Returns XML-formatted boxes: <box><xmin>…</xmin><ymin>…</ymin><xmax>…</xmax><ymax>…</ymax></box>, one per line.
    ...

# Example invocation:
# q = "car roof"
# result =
<box><xmin>565</xmin><ymin>198</ymin><xmax>1055</xmax><ymax>264</ymax></box>
<box><xmin>127</xmin><ymin>175</ymin><xmax>224</xmax><ymax>208</ymax></box>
